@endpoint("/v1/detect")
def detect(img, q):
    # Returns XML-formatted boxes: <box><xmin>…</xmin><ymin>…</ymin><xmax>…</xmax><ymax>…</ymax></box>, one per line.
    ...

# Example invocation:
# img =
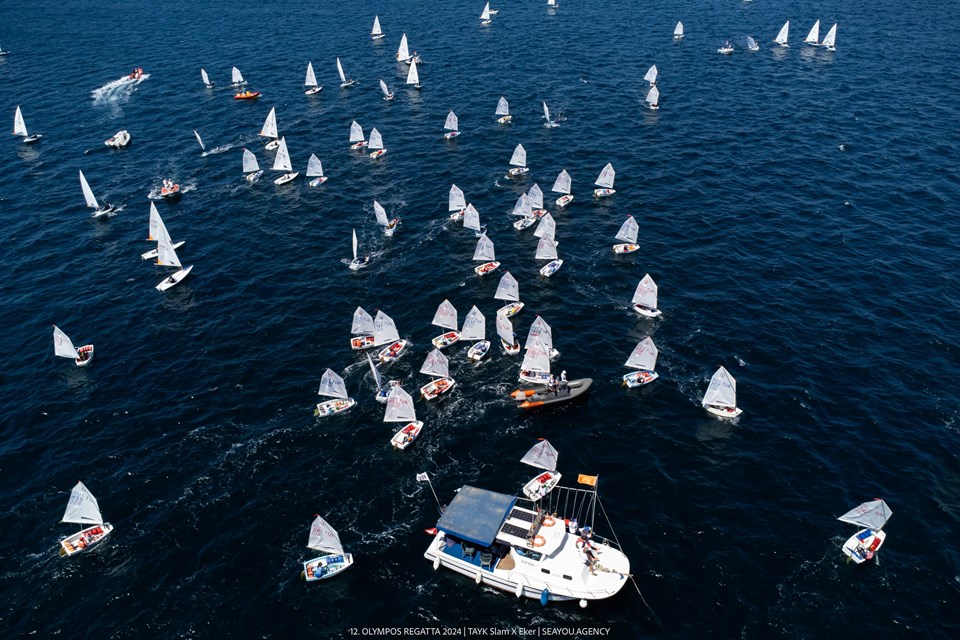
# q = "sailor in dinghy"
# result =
<box><xmin>314</xmin><ymin>368</ymin><xmax>357</xmax><ymax>417</ymax></box>
<box><xmin>838</xmin><ymin>499</ymin><xmax>891</xmax><ymax>564</ymax></box>
<box><xmin>302</xmin><ymin>515</ymin><xmax>354</xmax><ymax>581</ymax></box>
<box><xmin>53</xmin><ymin>325</ymin><xmax>94</xmax><ymax>367</ymax></box>
<box><xmin>59</xmin><ymin>481</ymin><xmax>113</xmax><ymax>556</ymax></box>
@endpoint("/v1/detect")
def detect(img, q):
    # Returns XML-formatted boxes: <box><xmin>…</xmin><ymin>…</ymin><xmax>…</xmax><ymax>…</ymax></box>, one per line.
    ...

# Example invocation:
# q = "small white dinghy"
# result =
<box><xmin>542</xmin><ymin>101</ymin><xmax>559</xmax><ymax>128</ymax></box>
<box><xmin>525</xmin><ymin>316</ymin><xmax>560</xmax><ymax>361</ymax></box>
<box><xmin>448</xmin><ymin>184</ymin><xmax>466</xmax><ymax>221</ymax></box>
<box><xmin>480</xmin><ymin>2</ymin><xmax>492</xmax><ymax>25</ymax></box>
<box><xmin>406</xmin><ymin>57</ymin><xmax>422</xmax><ymax>90</ymax></box>
<box><xmin>272</xmin><ymin>137</ymin><xmax>299</xmax><ymax>185</ymax></box>
<box><xmin>507</xmin><ymin>143</ymin><xmax>528</xmax><ymax>178</ymax></box>
<box><xmin>462</xmin><ymin>203</ymin><xmax>486</xmax><ymax>237</ymax></box>
<box><xmin>443</xmin><ymin>110</ymin><xmax>460</xmax><ymax>139</ymax></box>
<box><xmin>527</xmin><ymin>183</ymin><xmax>547</xmax><ymax>218</ymax></box>
<box><xmin>821</xmin><ymin>23</ymin><xmax>837</xmax><ymax>51</ymax></box>
<box><xmin>379</xmin><ymin>78</ymin><xmax>395</xmax><ymax>101</ymax></box>
<box><xmin>645</xmin><ymin>85</ymin><xmax>660</xmax><ymax>111</ymax></box>
<box><xmin>838</xmin><ymin>499</ymin><xmax>892</xmax><ymax>564</ymax></box>
<box><xmin>336</xmin><ymin>57</ymin><xmax>356</xmax><ymax>88</ymax></box>
<box><xmin>368</xmin><ymin>127</ymin><xmax>386</xmax><ymax>159</ymax></box>
<box><xmin>302</xmin><ymin>515</ymin><xmax>354</xmax><ymax>581</ymax></box>
<box><xmin>536</xmin><ymin>235</ymin><xmax>563</xmax><ymax>278</ymax></box>
<box><xmin>59</xmin><ymin>481</ymin><xmax>113</xmax><ymax>556</ymax></box>
<box><xmin>496</xmin><ymin>312</ymin><xmax>521</xmax><ymax>355</ymax></box>
<box><xmin>155</xmin><ymin>219</ymin><xmax>193</xmax><ymax>292</ymax></box>
<box><xmin>396</xmin><ymin>33</ymin><xmax>412</xmax><ymax>63</ymax></box>
<box><xmin>804</xmin><ymin>20</ymin><xmax>821</xmax><ymax>46</ymax></box>
<box><xmin>552</xmin><ymin>169</ymin><xmax>574</xmax><ymax>208</ymax></box>
<box><xmin>461</xmin><ymin>306</ymin><xmax>490</xmax><ymax>361</ymax></box>
<box><xmin>674</xmin><ymin>21</ymin><xmax>684</xmax><ymax>40</ymax></box>
<box><xmin>644</xmin><ymin>65</ymin><xmax>658</xmax><ymax>86</ymax></box>
<box><xmin>374</xmin><ymin>310</ymin><xmax>408</xmax><ymax>363</ymax></box>
<box><xmin>593</xmin><ymin>162</ymin><xmax>616</xmax><ymax>198</ymax></box>
<box><xmin>78</xmin><ymin>170</ymin><xmax>115</xmax><ymax>219</ymax></box>
<box><xmin>430</xmin><ymin>299</ymin><xmax>461</xmax><ymax>350</ymax></box>
<box><xmin>495</xmin><ymin>96</ymin><xmax>511</xmax><ymax>124</ymax></box>
<box><xmin>13</xmin><ymin>105</ymin><xmax>42</xmax><ymax>143</ymax></box>
<box><xmin>242</xmin><ymin>148</ymin><xmax>264</xmax><ymax>182</ymax></box>
<box><xmin>53</xmin><ymin>325</ymin><xmax>93</xmax><ymax>367</ymax></box>
<box><xmin>371</xmin><ymin>15</ymin><xmax>384</xmax><ymax>40</ymax></box>
<box><xmin>473</xmin><ymin>233</ymin><xmax>500</xmax><ymax>276</ymax></box>
<box><xmin>314</xmin><ymin>368</ymin><xmax>357</xmax><ymax>417</ymax></box>
<box><xmin>774</xmin><ymin>21</ymin><xmax>790</xmax><ymax>47</ymax></box>
<box><xmin>260</xmin><ymin>106</ymin><xmax>280</xmax><ymax>150</ymax></box>
<box><xmin>419</xmin><ymin>348</ymin><xmax>456</xmax><ymax>400</ymax></box>
<box><xmin>141</xmin><ymin>202</ymin><xmax>184</xmax><ymax>261</ymax></box>
<box><xmin>613</xmin><ymin>215</ymin><xmax>640</xmax><ymax>254</ymax></box>
<box><xmin>495</xmin><ymin>271</ymin><xmax>524</xmax><ymax>317</ymax></box>
<box><xmin>104</xmin><ymin>129</ymin><xmax>130</xmax><ymax>148</ymax></box>
<box><xmin>349</xmin><ymin>121</ymin><xmax>367</xmax><ymax>150</ymax></box>
<box><xmin>306</xmin><ymin>154</ymin><xmax>327</xmax><ymax>186</ymax></box>
<box><xmin>511</xmin><ymin>193</ymin><xmax>535</xmax><ymax>231</ymax></box>
<box><xmin>622</xmin><ymin>337</ymin><xmax>659</xmax><ymax>387</ymax></box>
<box><xmin>348</xmin><ymin>228</ymin><xmax>369</xmax><ymax>271</ymax></box>
<box><xmin>385</xmin><ymin>386</ymin><xmax>423</xmax><ymax>449</ymax></box>
<box><xmin>519</xmin><ymin>336</ymin><xmax>552</xmax><ymax>385</ymax></box>
<box><xmin>304</xmin><ymin>61</ymin><xmax>322</xmax><ymax>95</ymax></box>
<box><xmin>632</xmin><ymin>273</ymin><xmax>662</xmax><ymax>317</ymax></box>
<box><xmin>350</xmin><ymin>306</ymin><xmax>376</xmax><ymax>351</ymax></box>
<box><xmin>201</xmin><ymin>68</ymin><xmax>214</xmax><ymax>88</ymax></box>
<box><xmin>520</xmin><ymin>440</ymin><xmax>562</xmax><ymax>500</ymax></box>
<box><xmin>746</xmin><ymin>36</ymin><xmax>759</xmax><ymax>52</ymax></box>
<box><xmin>702</xmin><ymin>366</ymin><xmax>742</xmax><ymax>419</ymax></box>
<box><xmin>373</xmin><ymin>200</ymin><xmax>400</xmax><ymax>236</ymax></box>
<box><xmin>533</xmin><ymin>212</ymin><xmax>557</xmax><ymax>250</ymax></box>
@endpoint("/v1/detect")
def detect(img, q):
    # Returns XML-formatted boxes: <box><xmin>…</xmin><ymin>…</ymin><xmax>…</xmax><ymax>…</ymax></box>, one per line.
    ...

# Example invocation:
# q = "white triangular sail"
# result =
<box><xmin>595</xmin><ymin>163</ymin><xmax>615</xmax><ymax>188</ymax></box>
<box><xmin>444</xmin><ymin>111</ymin><xmax>458</xmax><ymax>132</ymax></box>
<box><xmin>747</xmin><ymin>36</ymin><xmax>758</xmax><ymax>51</ymax></box>
<box><xmin>461</xmin><ymin>306</ymin><xmax>485</xmax><ymax>341</ymax></box>
<box><xmin>53</xmin><ymin>326</ymin><xmax>80</xmax><ymax>360</ymax></box>
<box><xmin>272</xmin><ymin>137</ymin><xmax>292</xmax><ymax>172</ymax></box>
<box><xmin>495</xmin><ymin>271</ymin><xmax>519</xmax><ymax>302</ymax></box>
<box><xmin>448</xmin><ymin>184</ymin><xmax>466</xmax><ymax>211</ymax></box>
<box><xmin>521</xmin><ymin>440</ymin><xmax>558</xmax><ymax>471</ymax></box>
<box><xmin>542</xmin><ymin>102</ymin><xmax>552</xmax><ymax>121</ymax></box>
<box><xmin>62</xmin><ymin>481</ymin><xmax>103</xmax><ymax>525</ymax></box>
<box><xmin>351</xmin><ymin>228</ymin><xmax>358</xmax><ymax>261</ymax></box>
<box><xmin>379</xmin><ymin>79</ymin><xmax>391</xmax><ymax>98</ymax></box>
<box><xmin>625</xmin><ymin>337</ymin><xmax>658</xmax><ymax>371</ymax></box>
<box><xmin>318</xmin><ymin>368</ymin><xmax>349</xmax><ymax>399</ymax></box>
<box><xmin>156</xmin><ymin>227</ymin><xmax>183</xmax><ymax>268</ymax></box>
<box><xmin>305</xmin><ymin>62</ymin><xmax>318</xmax><ymax>88</ymax></box>
<box><xmin>242</xmin><ymin>148</ymin><xmax>260</xmax><ymax>174</ymax></box>
<box><xmin>372</xmin><ymin>15</ymin><xmax>382</xmax><ymax>36</ymax></box>
<box><xmin>646</xmin><ymin>86</ymin><xmax>659</xmax><ymax>107</ymax></box>
<box><xmin>616</xmin><ymin>216</ymin><xmax>639</xmax><ymax>243</ymax></box>
<box><xmin>232</xmin><ymin>67</ymin><xmax>244</xmax><ymax>84</ymax></box>
<box><xmin>473</xmin><ymin>234</ymin><xmax>496</xmax><ymax>261</ymax></box>
<box><xmin>368</xmin><ymin>128</ymin><xmax>383</xmax><ymax>151</ymax></box>
<box><xmin>420</xmin><ymin>348</ymin><xmax>450</xmax><ymax>378</ymax></box>
<box><xmin>367</xmin><ymin>353</ymin><xmax>383</xmax><ymax>390</ymax></box>
<box><xmin>534</xmin><ymin>213</ymin><xmax>556</xmax><ymax>239</ymax></box>
<box><xmin>307</xmin><ymin>515</ymin><xmax>344</xmax><ymax>555</ymax></box>
<box><xmin>350</xmin><ymin>121</ymin><xmax>365</xmax><ymax>143</ymax></box>
<box><xmin>193</xmin><ymin>130</ymin><xmax>205</xmax><ymax>151</ymax></box>
<box><xmin>373</xmin><ymin>311</ymin><xmax>400</xmax><ymax>345</ymax></box>
<box><xmin>463</xmin><ymin>204</ymin><xmax>481</xmax><ymax>232</ymax></box>
<box><xmin>510</xmin><ymin>194</ymin><xmax>531</xmax><ymax>217</ymax></box>
<box><xmin>632</xmin><ymin>274</ymin><xmax>658</xmax><ymax>309</ymax></box>
<box><xmin>397</xmin><ymin>34</ymin><xmax>410</xmax><ymax>61</ymax></box>
<box><xmin>821</xmin><ymin>23</ymin><xmax>837</xmax><ymax>49</ymax></box>
<box><xmin>524</xmin><ymin>316</ymin><xmax>553</xmax><ymax>351</ymax></box>
<box><xmin>702</xmin><ymin>366</ymin><xmax>738</xmax><ymax>409</ymax></box>
<box><xmin>535</xmin><ymin>235</ymin><xmax>558</xmax><ymax>260</ymax></box>
<box><xmin>837</xmin><ymin>500</ymin><xmax>892</xmax><ymax>530</ymax></box>
<box><xmin>201</xmin><ymin>68</ymin><xmax>211</xmax><ymax>86</ymax></box>
<box><xmin>260</xmin><ymin>107</ymin><xmax>278</xmax><ymax>139</ymax></box>
<box><xmin>147</xmin><ymin>202</ymin><xmax>162</xmax><ymax>241</ymax></box>
<box><xmin>406</xmin><ymin>58</ymin><xmax>419</xmax><ymax>85</ymax></box>
<box><xmin>480</xmin><ymin>3</ymin><xmax>491</xmax><ymax>21</ymax></box>
<box><xmin>552</xmin><ymin>170</ymin><xmax>571</xmax><ymax>195</ymax></box>
<box><xmin>804</xmin><ymin>20</ymin><xmax>820</xmax><ymax>44</ymax></box>
<box><xmin>527</xmin><ymin>184</ymin><xmax>544</xmax><ymax>209</ymax></box>
<box><xmin>432</xmin><ymin>299</ymin><xmax>458</xmax><ymax>330</ymax></box>
<box><xmin>674</xmin><ymin>21</ymin><xmax>684</xmax><ymax>37</ymax></box>
<box><xmin>521</xmin><ymin>336</ymin><xmax>551</xmax><ymax>373</ymax></box>
<box><xmin>373</xmin><ymin>200</ymin><xmax>389</xmax><ymax>226</ymax></box>
<box><xmin>644</xmin><ymin>65</ymin><xmax>658</xmax><ymax>85</ymax></box>
<box><xmin>509</xmin><ymin>143</ymin><xmax>526</xmax><ymax>167</ymax></box>
<box><xmin>496</xmin><ymin>313</ymin><xmax>515</xmax><ymax>345</ymax></box>
<box><xmin>78</xmin><ymin>170</ymin><xmax>100</xmax><ymax>209</ymax></box>
<box><xmin>384</xmin><ymin>385</ymin><xmax>416</xmax><ymax>422</ymax></box>
<box><xmin>306</xmin><ymin>154</ymin><xmax>324</xmax><ymax>178</ymax></box>
<box><xmin>352</xmin><ymin>307</ymin><xmax>374</xmax><ymax>335</ymax></box>
<box><xmin>496</xmin><ymin>97</ymin><xmax>510</xmax><ymax>116</ymax></box>
<box><xmin>775</xmin><ymin>21</ymin><xmax>790</xmax><ymax>46</ymax></box>
<box><xmin>13</xmin><ymin>106</ymin><xmax>28</xmax><ymax>137</ymax></box>
<box><xmin>336</xmin><ymin>57</ymin><xmax>347</xmax><ymax>83</ymax></box>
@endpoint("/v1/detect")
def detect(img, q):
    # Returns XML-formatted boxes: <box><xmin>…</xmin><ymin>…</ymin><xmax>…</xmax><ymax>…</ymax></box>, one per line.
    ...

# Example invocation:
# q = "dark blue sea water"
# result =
<box><xmin>3</xmin><ymin>0</ymin><xmax>960</xmax><ymax>637</ymax></box>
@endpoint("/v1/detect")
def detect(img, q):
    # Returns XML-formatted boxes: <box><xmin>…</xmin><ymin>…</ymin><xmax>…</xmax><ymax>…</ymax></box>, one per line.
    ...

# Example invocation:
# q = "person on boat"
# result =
<box><xmin>167</xmin><ymin>275</ymin><xmax>177</xmax><ymax>284</ymax></box>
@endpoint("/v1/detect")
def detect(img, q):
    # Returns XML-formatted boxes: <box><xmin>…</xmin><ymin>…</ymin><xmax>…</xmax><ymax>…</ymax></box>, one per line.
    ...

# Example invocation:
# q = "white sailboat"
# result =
<box><xmin>271</xmin><ymin>137</ymin><xmax>299</xmax><ymax>185</ymax></box>
<box><xmin>674</xmin><ymin>21</ymin><xmax>684</xmax><ymax>40</ymax></box>
<box><xmin>525</xmin><ymin>316</ymin><xmax>560</xmax><ymax>361</ymax></box>
<box><xmin>315</xmin><ymin>368</ymin><xmax>357</xmax><ymax>417</ymax></box>
<box><xmin>533</xmin><ymin>213</ymin><xmax>556</xmax><ymax>243</ymax></box>
<box><xmin>612</xmin><ymin>215</ymin><xmax>640</xmax><ymax>254</ymax></box>
<box><xmin>380</xmin><ymin>78</ymin><xmax>395</xmax><ymax>101</ymax></box>
<box><xmin>396</xmin><ymin>33</ymin><xmax>412</xmax><ymax>63</ymax></box>
<box><xmin>448</xmin><ymin>184</ymin><xmax>466</xmax><ymax>221</ymax></box>
<box><xmin>59</xmin><ymin>482</ymin><xmax>113</xmax><ymax>556</ymax></box>
<box><xmin>838</xmin><ymin>500</ymin><xmax>892</xmax><ymax>564</ymax></box>
<box><xmin>622</xmin><ymin>337</ymin><xmax>658</xmax><ymax>387</ymax></box>
<box><xmin>519</xmin><ymin>336</ymin><xmax>552</xmax><ymax>385</ymax></box>
<box><xmin>463</xmin><ymin>203</ymin><xmax>486</xmax><ymax>237</ymax></box>
<box><xmin>444</xmin><ymin>111</ymin><xmax>460</xmax><ymax>139</ymax></box>
<box><xmin>543</xmin><ymin>102</ymin><xmax>558</xmax><ymax>128</ymax></box>
<box><xmin>462</xmin><ymin>306</ymin><xmax>490</xmax><ymax>361</ymax></box>
<box><xmin>259</xmin><ymin>106</ymin><xmax>280</xmax><ymax>150</ymax></box>
<box><xmin>78</xmin><ymin>170</ymin><xmax>115</xmax><ymax>218</ymax></box>
<box><xmin>821</xmin><ymin>23</ymin><xmax>838</xmax><ymax>51</ymax></box>
<box><xmin>552</xmin><ymin>169</ymin><xmax>574</xmax><ymax>208</ymax></box>
<box><xmin>349</xmin><ymin>120</ymin><xmax>367</xmax><ymax>150</ymax></box>
<box><xmin>351</xmin><ymin>306</ymin><xmax>376</xmax><ymax>350</ymax></box>
<box><xmin>804</xmin><ymin>20</ymin><xmax>820</xmax><ymax>45</ymax></box>
<box><xmin>336</xmin><ymin>57</ymin><xmax>356</xmax><ymax>88</ymax></box>
<box><xmin>104</xmin><ymin>129</ymin><xmax>130</xmax><ymax>148</ymax></box>
<box><xmin>201</xmin><ymin>68</ymin><xmax>214</xmax><ymax>88</ymax></box>
<box><xmin>371</xmin><ymin>15</ymin><xmax>384</xmax><ymax>40</ymax></box>
<box><xmin>368</xmin><ymin>127</ymin><xmax>386</xmax><ymax>159</ymax></box>
<box><xmin>242</xmin><ymin>148</ymin><xmax>264</xmax><ymax>182</ymax></box>
<box><xmin>430</xmin><ymin>299</ymin><xmax>461</xmax><ymax>350</ymax></box>
<box><xmin>632</xmin><ymin>273</ymin><xmax>661</xmax><ymax>317</ymax></box>
<box><xmin>141</xmin><ymin>202</ymin><xmax>184</xmax><ymax>261</ymax></box>
<box><xmin>306</xmin><ymin>154</ymin><xmax>327</xmax><ymax>187</ymax></box>
<box><xmin>53</xmin><ymin>325</ymin><xmax>93</xmax><ymax>367</ymax></box>
<box><xmin>507</xmin><ymin>143</ymin><xmax>528</xmax><ymax>177</ymax></box>
<box><xmin>520</xmin><ymin>440</ymin><xmax>561</xmax><ymax>500</ymax></box>
<box><xmin>645</xmin><ymin>85</ymin><xmax>660</xmax><ymax>110</ymax></box>
<box><xmin>13</xmin><ymin>106</ymin><xmax>42</xmax><ymax>143</ymax></box>
<box><xmin>231</xmin><ymin>66</ymin><xmax>246</xmax><ymax>87</ymax></box>
<box><xmin>193</xmin><ymin>130</ymin><xmax>205</xmax><ymax>152</ymax></box>
<box><xmin>473</xmin><ymin>233</ymin><xmax>500</xmax><ymax>276</ymax></box>
<box><xmin>746</xmin><ymin>36</ymin><xmax>759</xmax><ymax>52</ymax></box>
<box><xmin>374</xmin><ymin>310</ymin><xmax>408</xmax><ymax>363</ymax></box>
<box><xmin>536</xmin><ymin>235</ymin><xmax>563</xmax><ymax>277</ymax></box>
<box><xmin>0</xmin><ymin>44</ymin><xmax>11</xmax><ymax>56</ymax></box>
<box><xmin>527</xmin><ymin>183</ymin><xmax>546</xmax><ymax>217</ymax></box>
<box><xmin>702</xmin><ymin>366</ymin><xmax>742</xmax><ymax>418</ymax></box>
<box><xmin>369</xmin><ymin>352</ymin><xmax>398</xmax><ymax>403</ymax></box>
<box><xmin>302</xmin><ymin>516</ymin><xmax>354</xmax><ymax>581</ymax></box>
<box><xmin>155</xmin><ymin>218</ymin><xmax>193</xmax><ymax>292</ymax></box>
<box><xmin>511</xmin><ymin>194</ymin><xmax>536</xmax><ymax>231</ymax></box>
<box><xmin>373</xmin><ymin>200</ymin><xmax>400</xmax><ymax>236</ymax></box>
<box><xmin>495</xmin><ymin>270</ymin><xmax>524</xmax><ymax>318</ymax></box>
<box><xmin>349</xmin><ymin>228</ymin><xmax>369</xmax><ymax>271</ymax></box>
<box><xmin>419</xmin><ymin>348</ymin><xmax>456</xmax><ymax>400</ymax></box>
<box><xmin>496</xmin><ymin>311</ymin><xmax>521</xmax><ymax>355</ymax></box>
<box><xmin>480</xmin><ymin>2</ymin><xmax>492</xmax><ymax>25</ymax></box>
<box><xmin>496</xmin><ymin>96</ymin><xmax>511</xmax><ymax>124</ymax></box>
<box><xmin>593</xmin><ymin>163</ymin><xmax>616</xmax><ymax>198</ymax></box>
<box><xmin>304</xmin><ymin>61</ymin><xmax>322</xmax><ymax>95</ymax></box>
<box><xmin>406</xmin><ymin>58</ymin><xmax>421</xmax><ymax>89</ymax></box>
<box><xmin>386</xmin><ymin>385</ymin><xmax>423</xmax><ymax>449</ymax></box>
<box><xmin>774</xmin><ymin>21</ymin><xmax>790</xmax><ymax>47</ymax></box>
<box><xmin>644</xmin><ymin>65</ymin><xmax>658</xmax><ymax>86</ymax></box>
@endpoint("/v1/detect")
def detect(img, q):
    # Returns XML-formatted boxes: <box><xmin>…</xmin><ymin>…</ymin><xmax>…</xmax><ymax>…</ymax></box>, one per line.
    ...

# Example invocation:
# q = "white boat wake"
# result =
<box><xmin>91</xmin><ymin>73</ymin><xmax>150</xmax><ymax>104</ymax></box>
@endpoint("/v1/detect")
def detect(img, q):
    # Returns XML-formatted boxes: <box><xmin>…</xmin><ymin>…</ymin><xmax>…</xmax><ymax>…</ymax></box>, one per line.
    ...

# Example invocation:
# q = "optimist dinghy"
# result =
<box><xmin>314</xmin><ymin>368</ymin><xmax>357</xmax><ymax>417</ymax></box>
<box><xmin>430</xmin><ymin>300</ymin><xmax>461</xmax><ymax>349</ymax></box>
<box><xmin>622</xmin><ymin>337</ymin><xmax>659</xmax><ymax>387</ymax></box>
<box><xmin>838</xmin><ymin>499</ymin><xmax>892</xmax><ymax>564</ymax></box>
<box><xmin>59</xmin><ymin>482</ymin><xmax>113</xmax><ymax>557</ymax></box>
<box><xmin>302</xmin><ymin>516</ymin><xmax>354</xmax><ymax>581</ymax></box>
<box><xmin>519</xmin><ymin>440</ymin><xmax>562</xmax><ymax>500</ymax></box>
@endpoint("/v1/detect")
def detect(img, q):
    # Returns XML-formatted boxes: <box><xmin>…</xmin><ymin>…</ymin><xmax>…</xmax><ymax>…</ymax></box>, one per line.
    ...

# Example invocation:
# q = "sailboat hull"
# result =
<box><xmin>309</xmin><ymin>176</ymin><xmax>328</xmax><ymax>187</ymax></box>
<box><xmin>623</xmin><ymin>370</ymin><xmax>658</xmax><ymax>388</ymax></box>
<box><xmin>378</xmin><ymin>340</ymin><xmax>409</xmax><ymax>363</ymax></box>
<box><xmin>156</xmin><ymin>265</ymin><xmax>193</xmax><ymax>292</ymax></box>
<box><xmin>340</xmin><ymin>80</ymin><xmax>357</xmax><ymax>88</ymax></box>
<box><xmin>274</xmin><ymin>172</ymin><xmax>299</xmax><ymax>185</ymax></box>
<box><xmin>593</xmin><ymin>188</ymin><xmax>616</xmax><ymax>198</ymax></box>
<box><xmin>431</xmin><ymin>331</ymin><xmax>461</xmax><ymax>350</ymax></box>
<box><xmin>350</xmin><ymin>141</ymin><xmax>369</xmax><ymax>150</ymax></box>
<box><xmin>522</xmin><ymin>472</ymin><xmax>562</xmax><ymax>500</ymax></box>
<box><xmin>704</xmin><ymin>404</ymin><xmax>743</xmax><ymax>419</ymax></box>
<box><xmin>91</xmin><ymin>205</ymin><xmax>117</xmax><ymax>219</ymax></box>
<box><xmin>391</xmin><ymin>421</ymin><xmax>424</xmax><ymax>449</ymax></box>
<box><xmin>497</xmin><ymin>302</ymin><xmax>524</xmax><ymax>318</ymax></box>
<box><xmin>141</xmin><ymin>241</ymin><xmax>185</xmax><ymax>261</ymax></box>
<box><xmin>303</xmin><ymin>553</ymin><xmax>354</xmax><ymax>581</ymax></box>
<box><xmin>513</xmin><ymin>216</ymin><xmax>536</xmax><ymax>231</ymax></box>
<box><xmin>474</xmin><ymin>261</ymin><xmax>500</xmax><ymax>276</ymax></box>
<box><xmin>244</xmin><ymin>170</ymin><xmax>263</xmax><ymax>183</ymax></box>
<box><xmin>420</xmin><ymin>377</ymin><xmax>456</xmax><ymax>400</ymax></box>
<box><xmin>497</xmin><ymin>115</ymin><xmax>512</xmax><ymax>124</ymax></box>
<box><xmin>507</xmin><ymin>167</ymin><xmax>529</xmax><ymax>178</ymax></box>
<box><xmin>467</xmin><ymin>340</ymin><xmax>491</xmax><ymax>361</ymax></box>
<box><xmin>841</xmin><ymin>529</ymin><xmax>886</xmax><ymax>564</ymax></box>
<box><xmin>444</xmin><ymin>131</ymin><xmax>460</xmax><ymax>139</ymax></box>
<box><xmin>633</xmin><ymin>303</ymin><xmax>662</xmax><ymax>318</ymax></box>
<box><xmin>60</xmin><ymin>523</ymin><xmax>114</xmax><ymax>557</ymax></box>
<box><xmin>314</xmin><ymin>398</ymin><xmax>357</xmax><ymax>417</ymax></box>
<box><xmin>501</xmin><ymin>338</ymin><xmax>521</xmax><ymax>355</ymax></box>
<box><xmin>369</xmin><ymin>149</ymin><xmax>387</xmax><ymax>159</ymax></box>
<box><xmin>304</xmin><ymin>86</ymin><xmax>323</xmax><ymax>95</ymax></box>
<box><xmin>540</xmin><ymin>259</ymin><xmax>563</xmax><ymax>278</ymax></box>
<box><xmin>518</xmin><ymin>370</ymin><xmax>553</xmax><ymax>386</ymax></box>
<box><xmin>264</xmin><ymin>139</ymin><xmax>280</xmax><ymax>151</ymax></box>
<box><xmin>351</xmin><ymin>335</ymin><xmax>376</xmax><ymax>351</ymax></box>
<box><xmin>613</xmin><ymin>243</ymin><xmax>640</xmax><ymax>254</ymax></box>
<box><xmin>555</xmin><ymin>194</ymin><xmax>574</xmax><ymax>208</ymax></box>
<box><xmin>75</xmin><ymin>345</ymin><xmax>94</xmax><ymax>367</ymax></box>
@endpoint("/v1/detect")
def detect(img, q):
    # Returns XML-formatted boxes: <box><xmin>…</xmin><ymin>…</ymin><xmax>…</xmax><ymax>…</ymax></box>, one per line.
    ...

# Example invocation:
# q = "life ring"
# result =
<box><xmin>532</xmin><ymin>535</ymin><xmax>546</xmax><ymax>548</ymax></box>
<box><xmin>542</xmin><ymin>516</ymin><xmax>556</xmax><ymax>527</ymax></box>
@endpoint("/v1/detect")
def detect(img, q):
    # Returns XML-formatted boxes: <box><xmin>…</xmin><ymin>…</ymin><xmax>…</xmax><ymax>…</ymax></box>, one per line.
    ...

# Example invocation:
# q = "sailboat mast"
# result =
<box><xmin>590</xmin><ymin>477</ymin><xmax>599</xmax><ymax>530</ymax></box>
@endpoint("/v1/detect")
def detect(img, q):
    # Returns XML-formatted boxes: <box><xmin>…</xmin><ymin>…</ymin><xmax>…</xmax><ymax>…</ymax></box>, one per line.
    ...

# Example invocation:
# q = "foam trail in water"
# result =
<box><xmin>91</xmin><ymin>74</ymin><xmax>150</xmax><ymax>104</ymax></box>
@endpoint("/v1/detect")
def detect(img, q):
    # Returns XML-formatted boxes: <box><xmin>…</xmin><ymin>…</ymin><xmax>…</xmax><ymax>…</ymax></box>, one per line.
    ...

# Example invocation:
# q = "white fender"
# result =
<box><xmin>475</xmin><ymin>569</ymin><xmax>483</xmax><ymax>584</ymax></box>
<box><xmin>515</xmin><ymin>582</ymin><xmax>523</xmax><ymax>598</ymax></box>
<box><xmin>433</xmin><ymin>555</ymin><xmax>440</xmax><ymax>570</ymax></box>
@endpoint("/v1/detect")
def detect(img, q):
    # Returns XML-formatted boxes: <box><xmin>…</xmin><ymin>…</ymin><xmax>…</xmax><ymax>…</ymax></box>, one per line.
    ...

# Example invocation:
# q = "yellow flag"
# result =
<box><xmin>578</xmin><ymin>474</ymin><xmax>598</xmax><ymax>487</ymax></box>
